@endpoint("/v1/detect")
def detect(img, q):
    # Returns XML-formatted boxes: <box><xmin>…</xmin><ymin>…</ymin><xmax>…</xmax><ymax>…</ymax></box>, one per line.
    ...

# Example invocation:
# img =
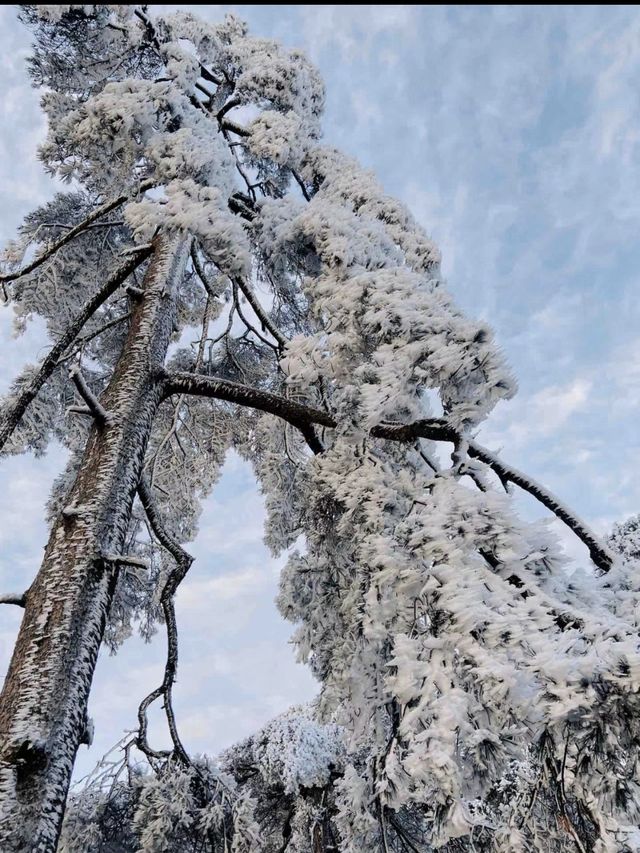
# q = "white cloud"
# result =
<box><xmin>482</xmin><ymin>377</ymin><xmax>592</xmax><ymax>453</ymax></box>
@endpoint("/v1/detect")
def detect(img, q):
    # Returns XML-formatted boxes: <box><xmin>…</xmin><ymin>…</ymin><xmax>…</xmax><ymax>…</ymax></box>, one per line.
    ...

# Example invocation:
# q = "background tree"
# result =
<box><xmin>0</xmin><ymin>5</ymin><xmax>637</xmax><ymax>853</ymax></box>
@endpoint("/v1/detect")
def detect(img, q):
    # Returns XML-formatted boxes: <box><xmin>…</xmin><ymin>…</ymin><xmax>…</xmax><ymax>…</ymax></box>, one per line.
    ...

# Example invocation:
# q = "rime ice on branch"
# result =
<box><xmin>0</xmin><ymin>5</ymin><xmax>633</xmax><ymax>853</ymax></box>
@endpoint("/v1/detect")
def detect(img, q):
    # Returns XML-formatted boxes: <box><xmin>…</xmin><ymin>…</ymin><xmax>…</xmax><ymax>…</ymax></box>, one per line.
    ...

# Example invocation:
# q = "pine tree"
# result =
<box><xmin>0</xmin><ymin>6</ymin><xmax>637</xmax><ymax>852</ymax></box>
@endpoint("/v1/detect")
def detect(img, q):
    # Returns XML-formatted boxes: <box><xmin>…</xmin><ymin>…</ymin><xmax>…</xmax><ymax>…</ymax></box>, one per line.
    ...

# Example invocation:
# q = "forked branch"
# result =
<box><xmin>191</xmin><ymin>241</ymin><xmax>287</xmax><ymax>351</ymax></box>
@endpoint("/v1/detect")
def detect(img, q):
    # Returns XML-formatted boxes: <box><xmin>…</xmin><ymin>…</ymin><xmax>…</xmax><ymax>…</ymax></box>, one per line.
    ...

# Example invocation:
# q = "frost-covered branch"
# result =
<box><xmin>377</xmin><ymin>421</ymin><xmax>614</xmax><ymax>571</ymax></box>
<box><xmin>0</xmin><ymin>592</ymin><xmax>26</xmax><ymax>608</ymax></box>
<box><xmin>0</xmin><ymin>246</ymin><xmax>152</xmax><ymax>453</ymax></box>
<box><xmin>163</xmin><ymin>371</ymin><xmax>326</xmax><ymax>454</ymax></box>
<box><xmin>464</xmin><ymin>440</ymin><xmax>615</xmax><ymax>573</ymax></box>
<box><xmin>0</xmin><ymin>181</ymin><xmax>152</xmax><ymax>293</ymax></box>
<box><xmin>227</xmin><ymin>192</ymin><xmax>256</xmax><ymax>221</ymax></box>
<box><xmin>165</xmin><ymin>371</ymin><xmax>613</xmax><ymax>571</ymax></box>
<box><xmin>133</xmin><ymin>6</ymin><xmax>223</xmax><ymax>86</ymax></box>
<box><xmin>220</xmin><ymin>119</ymin><xmax>250</xmax><ymax>138</ymax></box>
<box><xmin>69</xmin><ymin>366</ymin><xmax>113</xmax><ymax>426</ymax></box>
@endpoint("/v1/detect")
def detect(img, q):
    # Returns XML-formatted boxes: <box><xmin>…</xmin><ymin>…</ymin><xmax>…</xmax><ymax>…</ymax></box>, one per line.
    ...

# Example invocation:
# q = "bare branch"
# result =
<box><xmin>192</xmin><ymin>241</ymin><xmax>286</xmax><ymax>350</ymax></box>
<box><xmin>217</xmin><ymin>96</ymin><xmax>241</xmax><ymax>121</ymax></box>
<box><xmin>136</xmin><ymin>477</ymin><xmax>194</xmax><ymax>765</ymax></box>
<box><xmin>291</xmin><ymin>169</ymin><xmax>312</xmax><ymax>202</ymax></box>
<box><xmin>146</xmin><ymin>285</ymin><xmax>213</xmax><ymax>485</ymax></box>
<box><xmin>0</xmin><ymin>246</ymin><xmax>152</xmax><ymax>453</ymax></box>
<box><xmin>233</xmin><ymin>277</ymin><xmax>288</xmax><ymax>350</ymax></box>
<box><xmin>232</xmin><ymin>280</ymin><xmax>280</xmax><ymax>352</ymax></box>
<box><xmin>189</xmin><ymin>243</ymin><xmax>220</xmax><ymax>301</ymax></box>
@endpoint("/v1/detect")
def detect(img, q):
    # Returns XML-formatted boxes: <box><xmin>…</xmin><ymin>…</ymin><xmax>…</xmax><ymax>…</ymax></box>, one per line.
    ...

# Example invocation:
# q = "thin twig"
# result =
<box><xmin>232</xmin><ymin>279</ymin><xmax>279</xmax><ymax>352</ymax></box>
<box><xmin>56</xmin><ymin>312</ymin><xmax>130</xmax><ymax>366</ymax></box>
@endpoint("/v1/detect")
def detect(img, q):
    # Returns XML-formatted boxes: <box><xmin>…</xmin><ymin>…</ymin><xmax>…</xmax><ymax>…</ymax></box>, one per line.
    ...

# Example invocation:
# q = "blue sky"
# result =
<box><xmin>1</xmin><ymin>4</ymin><xmax>640</xmax><ymax>776</ymax></box>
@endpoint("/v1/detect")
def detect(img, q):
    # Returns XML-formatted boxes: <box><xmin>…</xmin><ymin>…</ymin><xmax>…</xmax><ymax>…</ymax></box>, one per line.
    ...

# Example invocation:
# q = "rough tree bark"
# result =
<box><xmin>0</xmin><ymin>234</ymin><xmax>189</xmax><ymax>852</ymax></box>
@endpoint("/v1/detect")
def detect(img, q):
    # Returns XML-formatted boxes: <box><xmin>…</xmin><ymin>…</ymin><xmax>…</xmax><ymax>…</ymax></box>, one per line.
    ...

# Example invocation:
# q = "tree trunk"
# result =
<box><xmin>0</xmin><ymin>234</ymin><xmax>189</xmax><ymax>852</ymax></box>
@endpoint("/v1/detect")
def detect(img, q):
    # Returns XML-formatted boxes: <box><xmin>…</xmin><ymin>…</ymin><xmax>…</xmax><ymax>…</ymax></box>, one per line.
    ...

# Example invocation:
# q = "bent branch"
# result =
<box><xmin>164</xmin><ymin>371</ymin><xmax>614</xmax><ymax>572</ymax></box>
<box><xmin>164</xmin><ymin>371</ymin><xmax>326</xmax><ymax>454</ymax></box>
<box><xmin>464</xmin><ymin>441</ymin><xmax>614</xmax><ymax>573</ymax></box>
<box><xmin>136</xmin><ymin>477</ymin><xmax>194</xmax><ymax>765</ymax></box>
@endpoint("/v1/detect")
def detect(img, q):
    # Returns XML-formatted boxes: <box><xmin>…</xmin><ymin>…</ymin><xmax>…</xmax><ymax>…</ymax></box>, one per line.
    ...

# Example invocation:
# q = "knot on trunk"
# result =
<box><xmin>9</xmin><ymin>737</ymin><xmax>48</xmax><ymax>782</ymax></box>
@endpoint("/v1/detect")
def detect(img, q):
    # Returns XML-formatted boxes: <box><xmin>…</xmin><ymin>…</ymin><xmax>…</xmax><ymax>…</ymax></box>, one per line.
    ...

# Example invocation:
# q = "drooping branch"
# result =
<box><xmin>370</xmin><ymin>420</ymin><xmax>614</xmax><ymax>572</ymax></box>
<box><xmin>136</xmin><ymin>476</ymin><xmax>194</xmax><ymax>765</ymax></box>
<box><xmin>463</xmin><ymin>441</ymin><xmax>614</xmax><ymax>573</ymax></box>
<box><xmin>0</xmin><ymin>181</ymin><xmax>153</xmax><ymax>292</ymax></box>
<box><xmin>0</xmin><ymin>246</ymin><xmax>152</xmax><ymax>453</ymax></box>
<box><xmin>163</xmin><ymin>370</ymin><xmax>614</xmax><ymax>572</ymax></box>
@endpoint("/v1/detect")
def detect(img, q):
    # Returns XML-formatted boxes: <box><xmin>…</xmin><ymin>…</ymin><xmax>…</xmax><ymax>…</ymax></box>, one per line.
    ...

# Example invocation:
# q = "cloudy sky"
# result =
<box><xmin>1</xmin><ymin>4</ymin><xmax>639</xmax><ymax>778</ymax></box>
